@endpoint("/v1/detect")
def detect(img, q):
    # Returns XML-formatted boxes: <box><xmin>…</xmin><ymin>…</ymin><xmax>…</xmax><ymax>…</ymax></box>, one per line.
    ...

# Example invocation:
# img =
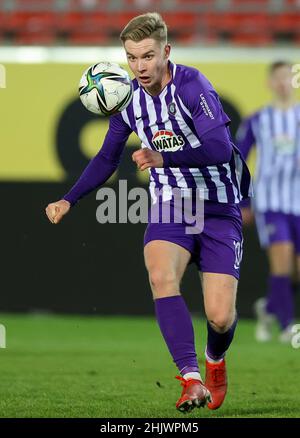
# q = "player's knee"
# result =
<box><xmin>270</xmin><ymin>257</ymin><xmax>293</xmax><ymax>275</ymax></box>
<box><xmin>269</xmin><ymin>244</ymin><xmax>294</xmax><ymax>275</ymax></box>
<box><xmin>207</xmin><ymin>313</ymin><xmax>235</xmax><ymax>333</ymax></box>
<box><xmin>270</xmin><ymin>266</ymin><xmax>292</xmax><ymax>276</ymax></box>
<box><xmin>149</xmin><ymin>269</ymin><xmax>178</xmax><ymax>297</ymax></box>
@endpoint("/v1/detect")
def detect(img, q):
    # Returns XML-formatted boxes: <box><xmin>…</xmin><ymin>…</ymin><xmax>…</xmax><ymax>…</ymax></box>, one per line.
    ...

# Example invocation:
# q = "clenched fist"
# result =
<box><xmin>132</xmin><ymin>149</ymin><xmax>163</xmax><ymax>171</ymax></box>
<box><xmin>45</xmin><ymin>199</ymin><xmax>71</xmax><ymax>224</ymax></box>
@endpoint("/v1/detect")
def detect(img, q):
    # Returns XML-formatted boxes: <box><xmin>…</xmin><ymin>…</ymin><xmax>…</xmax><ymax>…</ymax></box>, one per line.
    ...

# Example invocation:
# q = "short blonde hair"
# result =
<box><xmin>120</xmin><ymin>12</ymin><xmax>168</xmax><ymax>45</ymax></box>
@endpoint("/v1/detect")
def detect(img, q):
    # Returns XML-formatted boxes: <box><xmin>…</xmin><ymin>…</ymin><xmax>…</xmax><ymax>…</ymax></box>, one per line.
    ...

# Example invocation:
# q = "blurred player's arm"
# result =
<box><xmin>235</xmin><ymin>116</ymin><xmax>256</xmax><ymax>224</ymax></box>
<box><xmin>45</xmin><ymin>113</ymin><xmax>132</xmax><ymax>224</ymax></box>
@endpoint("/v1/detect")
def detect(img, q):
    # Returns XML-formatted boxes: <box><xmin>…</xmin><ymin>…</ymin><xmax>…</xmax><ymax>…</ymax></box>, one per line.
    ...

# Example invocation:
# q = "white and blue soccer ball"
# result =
<box><xmin>79</xmin><ymin>62</ymin><xmax>133</xmax><ymax>116</ymax></box>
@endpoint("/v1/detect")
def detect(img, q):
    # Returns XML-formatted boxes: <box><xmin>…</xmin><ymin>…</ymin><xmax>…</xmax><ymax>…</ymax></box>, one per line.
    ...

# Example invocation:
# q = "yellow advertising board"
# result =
<box><xmin>0</xmin><ymin>61</ymin><xmax>299</xmax><ymax>181</ymax></box>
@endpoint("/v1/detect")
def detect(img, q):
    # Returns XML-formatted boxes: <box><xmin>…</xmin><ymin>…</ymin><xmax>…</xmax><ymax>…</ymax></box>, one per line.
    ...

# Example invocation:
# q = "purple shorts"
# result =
<box><xmin>255</xmin><ymin>211</ymin><xmax>300</xmax><ymax>253</ymax></box>
<box><xmin>144</xmin><ymin>199</ymin><xmax>243</xmax><ymax>280</ymax></box>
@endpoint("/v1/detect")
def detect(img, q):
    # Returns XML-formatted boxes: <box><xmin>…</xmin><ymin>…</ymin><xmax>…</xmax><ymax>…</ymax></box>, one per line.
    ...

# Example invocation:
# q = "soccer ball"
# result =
<box><xmin>79</xmin><ymin>62</ymin><xmax>133</xmax><ymax>116</ymax></box>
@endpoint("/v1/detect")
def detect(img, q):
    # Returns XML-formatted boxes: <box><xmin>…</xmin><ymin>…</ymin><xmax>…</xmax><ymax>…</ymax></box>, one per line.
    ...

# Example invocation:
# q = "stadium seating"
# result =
<box><xmin>0</xmin><ymin>0</ymin><xmax>299</xmax><ymax>45</ymax></box>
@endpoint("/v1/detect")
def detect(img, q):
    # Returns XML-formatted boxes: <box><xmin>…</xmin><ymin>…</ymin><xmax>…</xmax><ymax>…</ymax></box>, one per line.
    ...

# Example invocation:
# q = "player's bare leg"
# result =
<box><xmin>144</xmin><ymin>240</ymin><xmax>190</xmax><ymax>299</ymax></box>
<box><xmin>144</xmin><ymin>240</ymin><xmax>211</xmax><ymax>412</ymax></box>
<box><xmin>202</xmin><ymin>272</ymin><xmax>238</xmax><ymax>410</ymax></box>
<box><xmin>256</xmin><ymin>242</ymin><xmax>294</xmax><ymax>342</ymax></box>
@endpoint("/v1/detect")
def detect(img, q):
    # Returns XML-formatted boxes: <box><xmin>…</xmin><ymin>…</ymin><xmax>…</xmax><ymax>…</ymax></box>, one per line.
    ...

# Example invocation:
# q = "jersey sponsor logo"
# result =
<box><xmin>200</xmin><ymin>93</ymin><xmax>215</xmax><ymax>120</ymax></box>
<box><xmin>152</xmin><ymin>130</ymin><xmax>185</xmax><ymax>152</ymax></box>
<box><xmin>233</xmin><ymin>239</ymin><xmax>243</xmax><ymax>270</ymax></box>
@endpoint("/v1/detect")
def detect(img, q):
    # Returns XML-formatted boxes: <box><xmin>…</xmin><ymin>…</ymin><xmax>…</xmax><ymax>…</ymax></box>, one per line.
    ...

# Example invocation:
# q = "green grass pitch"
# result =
<box><xmin>0</xmin><ymin>314</ymin><xmax>299</xmax><ymax>418</ymax></box>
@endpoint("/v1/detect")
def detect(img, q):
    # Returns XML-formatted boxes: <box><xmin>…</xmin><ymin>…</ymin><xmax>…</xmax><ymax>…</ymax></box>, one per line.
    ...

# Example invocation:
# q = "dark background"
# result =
<box><xmin>3</xmin><ymin>180</ymin><xmax>299</xmax><ymax>318</ymax></box>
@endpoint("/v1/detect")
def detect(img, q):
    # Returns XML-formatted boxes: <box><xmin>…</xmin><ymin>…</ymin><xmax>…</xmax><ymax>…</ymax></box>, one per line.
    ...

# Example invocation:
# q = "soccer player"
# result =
<box><xmin>237</xmin><ymin>61</ymin><xmax>299</xmax><ymax>343</ymax></box>
<box><xmin>45</xmin><ymin>12</ymin><xmax>252</xmax><ymax>412</ymax></box>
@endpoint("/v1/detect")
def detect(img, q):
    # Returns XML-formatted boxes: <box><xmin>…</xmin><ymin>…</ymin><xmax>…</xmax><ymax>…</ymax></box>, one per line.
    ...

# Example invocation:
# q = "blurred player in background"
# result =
<box><xmin>46</xmin><ymin>12</ymin><xmax>252</xmax><ymax>412</ymax></box>
<box><xmin>237</xmin><ymin>61</ymin><xmax>300</xmax><ymax>343</ymax></box>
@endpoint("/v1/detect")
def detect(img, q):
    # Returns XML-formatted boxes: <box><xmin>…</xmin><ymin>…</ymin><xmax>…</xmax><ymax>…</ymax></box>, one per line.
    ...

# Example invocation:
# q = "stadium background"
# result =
<box><xmin>0</xmin><ymin>1</ymin><xmax>300</xmax><ymax>317</ymax></box>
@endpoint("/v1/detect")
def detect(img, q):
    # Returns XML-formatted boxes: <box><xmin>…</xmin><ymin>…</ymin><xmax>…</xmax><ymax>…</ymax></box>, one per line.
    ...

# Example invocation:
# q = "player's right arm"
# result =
<box><xmin>45</xmin><ymin>113</ymin><xmax>132</xmax><ymax>224</ymax></box>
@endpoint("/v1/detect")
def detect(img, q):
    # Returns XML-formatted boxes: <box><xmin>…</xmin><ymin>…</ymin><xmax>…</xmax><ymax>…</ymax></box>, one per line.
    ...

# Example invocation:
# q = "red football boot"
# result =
<box><xmin>175</xmin><ymin>376</ymin><xmax>211</xmax><ymax>413</ymax></box>
<box><xmin>205</xmin><ymin>359</ymin><xmax>227</xmax><ymax>410</ymax></box>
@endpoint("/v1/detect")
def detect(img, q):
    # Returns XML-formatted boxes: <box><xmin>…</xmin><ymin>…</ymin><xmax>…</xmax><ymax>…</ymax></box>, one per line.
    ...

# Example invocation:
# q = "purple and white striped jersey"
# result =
<box><xmin>116</xmin><ymin>61</ymin><xmax>251</xmax><ymax>203</ymax></box>
<box><xmin>237</xmin><ymin>104</ymin><xmax>300</xmax><ymax>214</ymax></box>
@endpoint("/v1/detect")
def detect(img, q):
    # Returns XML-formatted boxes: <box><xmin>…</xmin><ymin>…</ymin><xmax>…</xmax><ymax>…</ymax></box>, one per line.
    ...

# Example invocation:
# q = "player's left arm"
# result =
<box><xmin>132</xmin><ymin>126</ymin><xmax>232</xmax><ymax>170</ymax></box>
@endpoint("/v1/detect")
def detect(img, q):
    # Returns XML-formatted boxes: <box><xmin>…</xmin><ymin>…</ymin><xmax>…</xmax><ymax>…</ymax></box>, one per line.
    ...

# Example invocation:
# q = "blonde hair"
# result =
<box><xmin>120</xmin><ymin>12</ymin><xmax>167</xmax><ymax>45</ymax></box>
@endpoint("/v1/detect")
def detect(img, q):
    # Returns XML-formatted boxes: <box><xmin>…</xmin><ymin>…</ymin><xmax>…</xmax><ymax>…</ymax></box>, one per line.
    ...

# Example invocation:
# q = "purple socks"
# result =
<box><xmin>206</xmin><ymin>316</ymin><xmax>238</xmax><ymax>361</ymax></box>
<box><xmin>266</xmin><ymin>275</ymin><xmax>294</xmax><ymax>329</ymax></box>
<box><xmin>154</xmin><ymin>295</ymin><xmax>199</xmax><ymax>375</ymax></box>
